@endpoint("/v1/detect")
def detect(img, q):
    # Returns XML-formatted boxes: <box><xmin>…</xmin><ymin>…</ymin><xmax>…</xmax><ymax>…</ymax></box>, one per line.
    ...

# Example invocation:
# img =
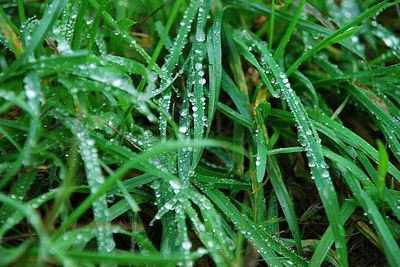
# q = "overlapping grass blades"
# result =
<box><xmin>1</xmin><ymin>0</ymin><xmax>400</xmax><ymax>266</ymax></box>
<box><xmin>204</xmin><ymin>188</ymin><xmax>308</xmax><ymax>266</ymax></box>
<box><xmin>234</xmin><ymin>30</ymin><xmax>348</xmax><ymax>266</ymax></box>
<box><xmin>0</xmin><ymin>0</ymin><xmax>67</xmax><ymax>82</ymax></box>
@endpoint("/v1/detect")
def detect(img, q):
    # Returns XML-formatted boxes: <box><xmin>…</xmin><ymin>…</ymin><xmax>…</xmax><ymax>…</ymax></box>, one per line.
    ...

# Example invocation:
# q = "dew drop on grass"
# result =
<box><xmin>182</xmin><ymin>241</ymin><xmax>192</xmax><ymax>250</ymax></box>
<box><xmin>179</xmin><ymin>125</ymin><xmax>188</xmax><ymax>134</ymax></box>
<box><xmin>165</xmin><ymin>202</ymin><xmax>174</xmax><ymax>210</ymax></box>
<box><xmin>25</xmin><ymin>88</ymin><xmax>37</xmax><ymax>99</ymax></box>
<box><xmin>320</xmin><ymin>161</ymin><xmax>328</xmax><ymax>168</ymax></box>
<box><xmin>196</xmin><ymin>29</ymin><xmax>206</xmax><ymax>42</ymax></box>
<box><xmin>195</xmin><ymin>63</ymin><xmax>202</xmax><ymax>70</ymax></box>
<box><xmin>169</xmin><ymin>179</ymin><xmax>181</xmax><ymax>190</ymax></box>
<box><xmin>112</xmin><ymin>79</ymin><xmax>122</xmax><ymax>87</ymax></box>
<box><xmin>322</xmin><ymin>170</ymin><xmax>330</xmax><ymax>178</ymax></box>
<box><xmin>106</xmin><ymin>195</ymin><xmax>115</xmax><ymax>203</ymax></box>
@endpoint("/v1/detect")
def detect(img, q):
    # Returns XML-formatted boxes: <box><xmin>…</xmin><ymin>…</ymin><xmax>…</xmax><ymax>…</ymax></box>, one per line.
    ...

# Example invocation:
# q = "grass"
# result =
<box><xmin>0</xmin><ymin>0</ymin><xmax>400</xmax><ymax>266</ymax></box>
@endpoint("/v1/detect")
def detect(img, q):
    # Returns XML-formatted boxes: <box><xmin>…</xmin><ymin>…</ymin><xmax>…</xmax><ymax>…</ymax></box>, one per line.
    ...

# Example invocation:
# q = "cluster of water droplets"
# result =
<box><xmin>23</xmin><ymin>72</ymin><xmax>41</xmax><ymax>116</ymax></box>
<box><xmin>75</xmin><ymin>125</ymin><xmax>115</xmax><ymax>253</ymax></box>
<box><xmin>174</xmin><ymin>203</ymin><xmax>194</xmax><ymax>267</ymax></box>
<box><xmin>194</xmin><ymin>191</ymin><xmax>235</xmax><ymax>253</ymax></box>
<box><xmin>61</xmin><ymin>227</ymin><xmax>96</xmax><ymax>248</ymax></box>
<box><xmin>70</xmin><ymin>61</ymin><xmax>157</xmax><ymax>123</ymax></box>
<box><xmin>158</xmin><ymin>91</ymin><xmax>172</xmax><ymax>140</ymax></box>
<box><xmin>111</xmin><ymin>25</ymin><xmax>152</xmax><ymax>65</ymax></box>
<box><xmin>129</xmin><ymin>129</ymin><xmax>154</xmax><ymax>150</ymax></box>
<box><xmin>60</xmin><ymin>1</ymin><xmax>77</xmax><ymax>43</ymax></box>
<box><xmin>185</xmin><ymin>199</ymin><xmax>225</xmax><ymax>265</ymax></box>
<box><xmin>156</xmin><ymin>2</ymin><xmax>200</xmax><ymax>139</ymax></box>
<box><xmin>20</xmin><ymin>17</ymin><xmax>38</xmax><ymax>48</ymax></box>
<box><xmin>159</xmin><ymin>1</ymin><xmax>198</xmax><ymax>85</ymax></box>
<box><xmin>251</xmin><ymin>38</ymin><xmax>335</xmax><ymax>186</ymax></box>
<box><xmin>254</xmin><ymin>127</ymin><xmax>266</xmax><ymax>182</ymax></box>
<box><xmin>191</xmin><ymin>54</ymin><xmax>208</xmax><ymax>129</ymax></box>
<box><xmin>371</xmin><ymin>21</ymin><xmax>400</xmax><ymax>58</ymax></box>
<box><xmin>214</xmin><ymin>192</ymin><xmax>303</xmax><ymax>264</ymax></box>
<box><xmin>20</xmin><ymin>72</ymin><xmax>42</xmax><ymax>166</ymax></box>
<box><xmin>178</xmin><ymin>75</ymin><xmax>194</xmax><ymax>186</ymax></box>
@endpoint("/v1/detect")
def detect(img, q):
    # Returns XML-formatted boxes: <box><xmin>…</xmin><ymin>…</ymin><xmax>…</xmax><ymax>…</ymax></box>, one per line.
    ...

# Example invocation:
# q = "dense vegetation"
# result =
<box><xmin>1</xmin><ymin>0</ymin><xmax>400</xmax><ymax>266</ymax></box>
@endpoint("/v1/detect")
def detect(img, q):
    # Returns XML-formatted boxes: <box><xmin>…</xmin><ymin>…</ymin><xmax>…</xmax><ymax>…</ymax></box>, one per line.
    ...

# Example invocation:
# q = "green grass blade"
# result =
<box><xmin>0</xmin><ymin>0</ymin><xmax>67</xmax><ymax>82</ymax></box>
<box><xmin>235</xmin><ymin>30</ymin><xmax>349</xmax><ymax>266</ymax></box>
<box><xmin>274</xmin><ymin>0</ymin><xmax>306</xmax><ymax>60</ymax></box>
<box><xmin>327</xmin><ymin>152</ymin><xmax>400</xmax><ymax>267</ymax></box>
<box><xmin>286</xmin><ymin>1</ymin><xmax>394</xmax><ymax>76</ymax></box>
<box><xmin>310</xmin><ymin>201</ymin><xmax>356</xmax><ymax>267</ymax></box>
<box><xmin>205</xmin><ymin>188</ymin><xmax>308</xmax><ymax>266</ymax></box>
<box><xmin>74</xmin><ymin>121</ymin><xmax>115</xmax><ymax>253</ymax></box>
<box><xmin>206</xmin><ymin>7</ymin><xmax>222</xmax><ymax>133</ymax></box>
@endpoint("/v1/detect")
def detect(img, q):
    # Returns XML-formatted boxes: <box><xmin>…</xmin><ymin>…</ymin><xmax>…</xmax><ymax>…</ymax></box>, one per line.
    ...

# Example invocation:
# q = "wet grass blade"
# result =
<box><xmin>206</xmin><ymin>7</ymin><xmax>222</xmax><ymax>133</ymax></box>
<box><xmin>0</xmin><ymin>0</ymin><xmax>67</xmax><ymax>82</ymax></box>
<box><xmin>274</xmin><ymin>0</ymin><xmax>306</xmax><ymax>60</ymax></box>
<box><xmin>235</xmin><ymin>30</ymin><xmax>349</xmax><ymax>266</ymax></box>
<box><xmin>73</xmin><ymin>122</ymin><xmax>115</xmax><ymax>253</ymax></box>
<box><xmin>204</xmin><ymin>188</ymin><xmax>308</xmax><ymax>266</ymax></box>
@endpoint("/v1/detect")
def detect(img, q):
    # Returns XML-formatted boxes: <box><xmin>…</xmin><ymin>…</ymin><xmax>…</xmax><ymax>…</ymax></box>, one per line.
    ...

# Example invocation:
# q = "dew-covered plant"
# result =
<box><xmin>1</xmin><ymin>0</ymin><xmax>400</xmax><ymax>266</ymax></box>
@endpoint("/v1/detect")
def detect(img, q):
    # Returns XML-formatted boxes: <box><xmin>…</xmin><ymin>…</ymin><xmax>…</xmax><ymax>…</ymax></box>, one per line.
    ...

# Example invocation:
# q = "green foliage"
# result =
<box><xmin>0</xmin><ymin>0</ymin><xmax>400</xmax><ymax>266</ymax></box>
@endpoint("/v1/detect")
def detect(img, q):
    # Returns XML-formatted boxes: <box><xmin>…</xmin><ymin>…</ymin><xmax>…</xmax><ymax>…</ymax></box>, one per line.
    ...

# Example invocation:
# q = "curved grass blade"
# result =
<box><xmin>310</xmin><ymin>201</ymin><xmax>356</xmax><ymax>267</ymax></box>
<box><xmin>217</xmin><ymin>102</ymin><xmax>252</xmax><ymax>129</ymax></box>
<box><xmin>230</xmin><ymin>0</ymin><xmax>364</xmax><ymax>58</ymax></box>
<box><xmin>268</xmin><ymin>154</ymin><xmax>303</xmax><ymax>255</ymax></box>
<box><xmin>286</xmin><ymin>0</ymin><xmax>395</xmax><ymax>76</ymax></box>
<box><xmin>0</xmin><ymin>171</ymin><xmax>35</xmax><ymax>226</ymax></box>
<box><xmin>180</xmin><ymin>198</ymin><xmax>226</xmax><ymax>266</ymax></box>
<box><xmin>0</xmin><ymin>193</ymin><xmax>50</xmax><ymax>263</ymax></box>
<box><xmin>53</xmin><ymin>139</ymin><xmax>243</xmax><ymax>239</ymax></box>
<box><xmin>325</xmin><ymin>149</ymin><xmax>400</xmax><ymax>267</ymax></box>
<box><xmin>152</xmin><ymin>0</ymin><xmax>199</xmax><ymax>97</ymax></box>
<box><xmin>0</xmin><ymin>0</ymin><xmax>67</xmax><ymax>82</ymax></box>
<box><xmin>273</xmin><ymin>0</ymin><xmax>306</xmax><ymax>60</ymax></box>
<box><xmin>206</xmin><ymin>7</ymin><xmax>222</xmax><ymax>133</ymax></box>
<box><xmin>0</xmin><ymin>71</ymin><xmax>42</xmax><ymax>189</ymax></box>
<box><xmin>0</xmin><ymin>189</ymin><xmax>58</xmax><ymax>239</ymax></box>
<box><xmin>308</xmin><ymin>111</ymin><xmax>400</xmax><ymax>181</ymax></box>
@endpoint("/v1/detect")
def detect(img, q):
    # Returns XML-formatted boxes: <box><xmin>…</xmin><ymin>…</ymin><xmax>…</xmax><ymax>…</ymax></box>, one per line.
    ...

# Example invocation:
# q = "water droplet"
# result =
<box><xmin>182</xmin><ymin>241</ymin><xmax>192</xmax><ymax>250</ymax></box>
<box><xmin>169</xmin><ymin>179</ymin><xmax>181</xmax><ymax>190</ymax></box>
<box><xmin>196</xmin><ymin>30</ymin><xmax>205</xmax><ymax>42</ymax></box>
<box><xmin>112</xmin><ymin>79</ymin><xmax>122</xmax><ymax>87</ymax></box>
<box><xmin>179</xmin><ymin>126</ymin><xmax>188</xmax><ymax>134</ymax></box>
<box><xmin>165</xmin><ymin>202</ymin><xmax>174</xmax><ymax>210</ymax></box>
<box><xmin>195</xmin><ymin>63</ymin><xmax>202</xmax><ymax>70</ymax></box>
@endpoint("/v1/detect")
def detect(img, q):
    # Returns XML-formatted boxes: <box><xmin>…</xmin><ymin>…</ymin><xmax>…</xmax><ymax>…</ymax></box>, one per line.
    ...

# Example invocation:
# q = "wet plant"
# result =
<box><xmin>0</xmin><ymin>0</ymin><xmax>400</xmax><ymax>266</ymax></box>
